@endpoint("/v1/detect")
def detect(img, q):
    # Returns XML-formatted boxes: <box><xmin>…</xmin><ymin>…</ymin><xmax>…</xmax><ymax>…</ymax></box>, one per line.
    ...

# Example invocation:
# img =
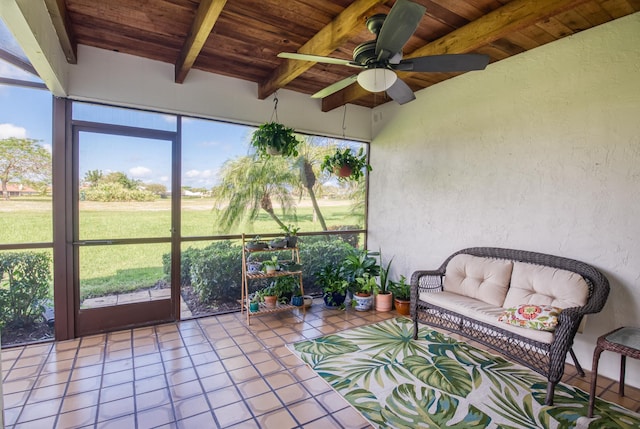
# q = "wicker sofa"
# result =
<box><xmin>410</xmin><ymin>247</ymin><xmax>610</xmax><ymax>405</ymax></box>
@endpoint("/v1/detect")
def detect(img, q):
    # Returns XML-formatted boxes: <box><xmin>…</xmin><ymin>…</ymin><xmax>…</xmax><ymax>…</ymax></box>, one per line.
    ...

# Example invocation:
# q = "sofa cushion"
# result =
<box><xmin>419</xmin><ymin>290</ymin><xmax>554</xmax><ymax>343</ymax></box>
<box><xmin>503</xmin><ymin>262</ymin><xmax>590</xmax><ymax>309</ymax></box>
<box><xmin>443</xmin><ymin>254</ymin><xmax>513</xmax><ymax>307</ymax></box>
<box><xmin>498</xmin><ymin>304</ymin><xmax>562</xmax><ymax>331</ymax></box>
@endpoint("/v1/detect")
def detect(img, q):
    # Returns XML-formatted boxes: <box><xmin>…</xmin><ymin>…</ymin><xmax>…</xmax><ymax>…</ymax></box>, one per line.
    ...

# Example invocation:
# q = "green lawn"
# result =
<box><xmin>1</xmin><ymin>197</ymin><xmax>362</xmax><ymax>298</ymax></box>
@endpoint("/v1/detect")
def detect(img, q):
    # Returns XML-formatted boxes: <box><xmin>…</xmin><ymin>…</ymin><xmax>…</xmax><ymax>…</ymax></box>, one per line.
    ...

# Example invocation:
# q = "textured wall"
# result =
<box><xmin>369</xmin><ymin>12</ymin><xmax>640</xmax><ymax>386</ymax></box>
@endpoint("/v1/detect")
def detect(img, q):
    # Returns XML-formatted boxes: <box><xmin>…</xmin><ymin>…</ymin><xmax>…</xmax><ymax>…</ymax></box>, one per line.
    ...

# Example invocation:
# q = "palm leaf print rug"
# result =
<box><xmin>288</xmin><ymin>317</ymin><xmax>640</xmax><ymax>428</ymax></box>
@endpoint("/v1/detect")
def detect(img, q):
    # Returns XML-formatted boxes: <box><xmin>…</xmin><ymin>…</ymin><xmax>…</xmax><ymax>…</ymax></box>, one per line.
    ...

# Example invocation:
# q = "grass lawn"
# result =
<box><xmin>1</xmin><ymin>196</ymin><xmax>363</xmax><ymax>298</ymax></box>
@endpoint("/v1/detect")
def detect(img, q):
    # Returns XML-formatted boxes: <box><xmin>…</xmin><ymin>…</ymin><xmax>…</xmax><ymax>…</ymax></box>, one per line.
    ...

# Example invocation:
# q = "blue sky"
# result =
<box><xmin>0</xmin><ymin>82</ymin><xmax>257</xmax><ymax>191</ymax></box>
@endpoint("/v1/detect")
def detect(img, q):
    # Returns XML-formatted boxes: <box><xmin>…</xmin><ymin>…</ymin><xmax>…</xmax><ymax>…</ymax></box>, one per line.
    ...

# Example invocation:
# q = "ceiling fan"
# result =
<box><xmin>278</xmin><ymin>0</ymin><xmax>490</xmax><ymax>105</ymax></box>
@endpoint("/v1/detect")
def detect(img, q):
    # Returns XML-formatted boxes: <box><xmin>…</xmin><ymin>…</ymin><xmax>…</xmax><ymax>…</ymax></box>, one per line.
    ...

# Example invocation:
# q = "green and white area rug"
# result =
<box><xmin>288</xmin><ymin>317</ymin><xmax>640</xmax><ymax>428</ymax></box>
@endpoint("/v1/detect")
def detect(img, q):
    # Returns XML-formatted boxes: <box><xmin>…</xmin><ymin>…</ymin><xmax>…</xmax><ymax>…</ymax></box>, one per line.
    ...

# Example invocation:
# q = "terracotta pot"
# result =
<box><xmin>263</xmin><ymin>295</ymin><xmax>277</xmax><ymax>308</ymax></box>
<box><xmin>334</xmin><ymin>165</ymin><xmax>353</xmax><ymax>178</ymax></box>
<box><xmin>375</xmin><ymin>292</ymin><xmax>393</xmax><ymax>312</ymax></box>
<box><xmin>353</xmin><ymin>293</ymin><xmax>373</xmax><ymax>311</ymax></box>
<box><xmin>394</xmin><ymin>298</ymin><xmax>411</xmax><ymax>316</ymax></box>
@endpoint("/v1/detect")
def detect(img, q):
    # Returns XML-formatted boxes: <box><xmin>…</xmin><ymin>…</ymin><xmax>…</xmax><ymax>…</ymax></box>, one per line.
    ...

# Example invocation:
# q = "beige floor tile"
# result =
<box><xmin>213</xmin><ymin>401</ymin><xmax>252</xmax><ymax>427</ymax></box>
<box><xmin>57</xmin><ymin>405</ymin><xmax>98</xmax><ymax>428</ymax></box>
<box><xmin>97</xmin><ymin>396</ymin><xmax>136</xmax><ymax>422</ymax></box>
<box><xmin>245</xmin><ymin>391</ymin><xmax>283</xmax><ymax>415</ymax></box>
<box><xmin>256</xmin><ymin>408</ymin><xmax>298</xmax><ymax>428</ymax></box>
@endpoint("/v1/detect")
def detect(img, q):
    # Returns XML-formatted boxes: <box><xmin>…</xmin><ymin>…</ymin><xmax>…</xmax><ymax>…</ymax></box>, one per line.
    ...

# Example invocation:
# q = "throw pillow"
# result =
<box><xmin>498</xmin><ymin>304</ymin><xmax>562</xmax><ymax>331</ymax></box>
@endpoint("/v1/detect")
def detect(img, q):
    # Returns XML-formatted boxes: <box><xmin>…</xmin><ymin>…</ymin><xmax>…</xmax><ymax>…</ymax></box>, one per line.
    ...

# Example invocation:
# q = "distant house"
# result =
<box><xmin>1</xmin><ymin>183</ymin><xmax>39</xmax><ymax>197</ymax></box>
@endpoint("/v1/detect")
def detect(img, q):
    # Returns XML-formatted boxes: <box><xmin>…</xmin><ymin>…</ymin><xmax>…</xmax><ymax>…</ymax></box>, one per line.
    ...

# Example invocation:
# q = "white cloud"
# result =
<box><xmin>0</xmin><ymin>123</ymin><xmax>27</xmax><ymax>139</ymax></box>
<box><xmin>159</xmin><ymin>176</ymin><xmax>169</xmax><ymax>183</ymax></box>
<box><xmin>129</xmin><ymin>166</ymin><xmax>152</xmax><ymax>177</ymax></box>
<box><xmin>185</xmin><ymin>169</ymin><xmax>214</xmax><ymax>178</ymax></box>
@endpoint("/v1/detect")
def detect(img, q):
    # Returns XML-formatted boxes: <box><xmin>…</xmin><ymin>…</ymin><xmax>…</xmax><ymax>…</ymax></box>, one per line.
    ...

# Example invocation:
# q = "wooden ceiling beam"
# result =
<box><xmin>257</xmin><ymin>0</ymin><xmax>387</xmax><ymax>100</ymax></box>
<box><xmin>322</xmin><ymin>0</ymin><xmax>590</xmax><ymax>111</ymax></box>
<box><xmin>175</xmin><ymin>0</ymin><xmax>228</xmax><ymax>84</ymax></box>
<box><xmin>44</xmin><ymin>0</ymin><xmax>77</xmax><ymax>64</ymax></box>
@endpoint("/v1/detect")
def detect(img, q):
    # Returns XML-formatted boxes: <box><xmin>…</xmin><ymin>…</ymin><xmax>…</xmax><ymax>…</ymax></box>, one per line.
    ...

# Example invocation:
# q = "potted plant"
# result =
<box><xmin>250</xmin><ymin>122</ymin><xmax>301</xmax><ymax>158</ymax></box>
<box><xmin>246</xmin><ymin>235</ymin><xmax>268</xmax><ymax>251</ymax></box>
<box><xmin>259</xmin><ymin>284</ymin><xmax>278</xmax><ymax>308</ymax></box>
<box><xmin>315</xmin><ymin>265</ymin><xmax>348</xmax><ymax>309</ymax></box>
<box><xmin>271</xmin><ymin>276</ymin><xmax>297</xmax><ymax>304</ymax></box>
<box><xmin>353</xmin><ymin>273</ymin><xmax>377</xmax><ymax>311</ymax></box>
<box><xmin>261</xmin><ymin>255</ymin><xmax>279</xmax><ymax>274</ymax></box>
<box><xmin>376</xmin><ymin>253</ymin><xmax>394</xmax><ymax>312</ymax></box>
<box><xmin>321</xmin><ymin>147</ymin><xmax>372</xmax><ymax>181</ymax></box>
<box><xmin>269</xmin><ymin>237</ymin><xmax>288</xmax><ymax>249</ymax></box>
<box><xmin>249</xmin><ymin>292</ymin><xmax>260</xmax><ymax>312</ymax></box>
<box><xmin>281</xmin><ymin>224</ymin><xmax>300</xmax><ymax>248</ymax></box>
<box><xmin>246</xmin><ymin>254</ymin><xmax>262</xmax><ymax>274</ymax></box>
<box><xmin>389</xmin><ymin>275</ymin><xmax>410</xmax><ymax>316</ymax></box>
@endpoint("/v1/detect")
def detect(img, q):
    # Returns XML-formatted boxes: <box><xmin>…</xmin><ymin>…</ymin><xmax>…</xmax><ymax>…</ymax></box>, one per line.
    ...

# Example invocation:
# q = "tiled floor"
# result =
<box><xmin>2</xmin><ymin>301</ymin><xmax>639</xmax><ymax>428</ymax></box>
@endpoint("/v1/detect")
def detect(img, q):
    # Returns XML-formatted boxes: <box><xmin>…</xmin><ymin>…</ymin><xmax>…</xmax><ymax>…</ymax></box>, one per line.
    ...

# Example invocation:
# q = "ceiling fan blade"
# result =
<box><xmin>278</xmin><ymin>52</ymin><xmax>361</xmax><ymax>68</ymax></box>
<box><xmin>311</xmin><ymin>75</ymin><xmax>358</xmax><ymax>98</ymax></box>
<box><xmin>376</xmin><ymin>0</ymin><xmax>426</xmax><ymax>61</ymax></box>
<box><xmin>395</xmin><ymin>54</ymin><xmax>490</xmax><ymax>72</ymax></box>
<box><xmin>386</xmin><ymin>78</ymin><xmax>415</xmax><ymax>105</ymax></box>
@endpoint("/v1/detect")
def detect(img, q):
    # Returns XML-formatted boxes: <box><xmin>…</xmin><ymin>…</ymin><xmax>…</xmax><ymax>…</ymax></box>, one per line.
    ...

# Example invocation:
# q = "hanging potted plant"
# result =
<box><xmin>250</xmin><ymin>122</ymin><xmax>301</xmax><ymax>158</ymax></box>
<box><xmin>321</xmin><ymin>147</ymin><xmax>372</xmax><ymax>180</ymax></box>
<box><xmin>389</xmin><ymin>275</ymin><xmax>411</xmax><ymax>316</ymax></box>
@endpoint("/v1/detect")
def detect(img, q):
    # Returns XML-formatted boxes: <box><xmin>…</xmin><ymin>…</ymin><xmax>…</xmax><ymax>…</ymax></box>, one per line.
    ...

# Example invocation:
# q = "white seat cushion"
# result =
<box><xmin>420</xmin><ymin>290</ymin><xmax>554</xmax><ymax>344</ymax></box>
<box><xmin>443</xmin><ymin>254</ymin><xmax>513</xmax><ymax>307</ymax></box>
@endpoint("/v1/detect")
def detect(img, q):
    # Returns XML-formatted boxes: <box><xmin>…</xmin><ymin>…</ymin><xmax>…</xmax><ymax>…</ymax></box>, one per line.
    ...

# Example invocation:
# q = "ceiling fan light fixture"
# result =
<box><xmin>357</xmin><ymin>68</ymin><xmax>397</xmax><ymax>92</ymax></box>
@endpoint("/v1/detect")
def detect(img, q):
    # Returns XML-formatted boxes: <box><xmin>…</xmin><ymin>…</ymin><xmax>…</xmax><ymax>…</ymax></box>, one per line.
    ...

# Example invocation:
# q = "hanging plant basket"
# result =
<box><xmin>250</xmin><ymin>122</ymin><xmax>301</xmax><ymax>159</ymax></box>
<box><xmin>322</xmin><ymin>147</ymin><xmax>372</xmax><ymax>181</ymax></box>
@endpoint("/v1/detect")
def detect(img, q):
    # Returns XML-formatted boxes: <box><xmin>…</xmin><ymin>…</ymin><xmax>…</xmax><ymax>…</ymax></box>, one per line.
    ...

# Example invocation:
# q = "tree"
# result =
<box><xmin>0</xmin><ymin>138</ymin><xmax>51</xmax><ymax>200</ymax></box>
<box><xmin>145</xmin><ymin>183</ymin><xmax>168</xmax><ymax>197</ymax></box>
<box><xmin>294</xmin><ymin>136</ymin><xmax>337</xmax><ymax>231</ymax></box>
<box><xmin>102</xmin><ymin>171</ymin><xmax>140</xmax><ymax>189</ymax></box>
<box><xmin>212</xmin><ymin>156</ymin><xmax>298</xmax><ymax>232</ymax></box>
<box><xmin>83</xmin><ymin>169</ymin><xmax>103</xmax><ymax>186</ymax></box>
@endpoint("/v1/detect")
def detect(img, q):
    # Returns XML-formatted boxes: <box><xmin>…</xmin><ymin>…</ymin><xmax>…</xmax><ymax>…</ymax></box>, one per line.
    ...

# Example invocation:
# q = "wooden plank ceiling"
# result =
<box><xmin>49</xmin><ymin>0</ymin><xmax>639</xmax><ymax>111</ymax></box>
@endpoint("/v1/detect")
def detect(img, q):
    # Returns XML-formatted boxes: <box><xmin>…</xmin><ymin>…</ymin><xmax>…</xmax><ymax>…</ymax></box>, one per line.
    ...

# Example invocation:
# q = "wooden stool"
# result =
<box><xmin>588</xmin><ymin>327</ymin><xmax>640</xmax><ymax>418</ymax></box>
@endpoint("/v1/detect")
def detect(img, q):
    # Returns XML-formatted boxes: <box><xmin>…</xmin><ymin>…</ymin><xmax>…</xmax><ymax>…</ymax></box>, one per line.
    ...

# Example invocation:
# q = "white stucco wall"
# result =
<box><xmin>368</xmin><ymin>12</ymin><xmax>640</xmax><ymax>387</ymax></box>
<box><xmin>67</xmin><ymin>46</ymin><xmax>372</xmax><ymax>141</ymax></box>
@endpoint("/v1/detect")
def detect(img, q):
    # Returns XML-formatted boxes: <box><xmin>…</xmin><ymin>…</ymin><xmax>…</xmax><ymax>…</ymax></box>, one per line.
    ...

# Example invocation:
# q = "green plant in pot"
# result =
<box><xmin>261</xmin><ymin>256</ymin><xmax>279</xmax><ymax>274</ymax></box>
<box><xmin>321</xmin><ymin>147</ymin><xmax>372</xmax><ymax>181</ymax></box>
<box><xmin>316</xmin><ymin>265</ymin><xmax>348</xmax><ymax>309</ymax></box>
<box><xmin>353</xmin><ymin>273</ymin><xmax>378</xmax><ymax>311</ymax></box>
<box><xmin>281</xmin><ymin>224</ymin><xmax>300</xmax><ymax>248</ymax></box>
<box><xmin>259</xmin><ymin>284</ymin><xmax>278</xmax><ymax>308</ymax></box>
<box><xmin>246</xmin><ymin>235</ymin><xmax>268</xmax><ymax>251</ymax></box>
<box><xmin>249</xmin><ymin>292</ymin><xmax>261</xmax><ymax>312</ymax></box>
<box><xmin>250</xmin><ymin>122</ymin><xmax>301</xmax><ymax>158</ymax></box>
<box><xmin>271</xmin><ymin>276</ymin><xmax>297</xmax><ymax>304</ymax></box>
<box><xmin>389</xmin><ymin>275</ymin><xmax>411</xmax><ymax>316</ymax></box>
<box><xmin>376</xmin><ymin>253</ymin><xmax>394</xmax><ymax>312</ymax></box>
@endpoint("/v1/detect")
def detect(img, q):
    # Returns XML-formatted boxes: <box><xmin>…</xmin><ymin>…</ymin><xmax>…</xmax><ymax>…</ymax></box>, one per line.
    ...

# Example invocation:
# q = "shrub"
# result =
<box><xmin>83</xmin><ymin>182</ymin><xmax>156</xmax><ymax>202</ymax></box>
<box><xmin>0</xmin><ymin>252</ymin><xmax>51</xmax><ymax>329</ymax></box>
<box><xmin>189</xmin><ymin>241</ymin><xmax>243</xmax><ymax>303</ymax></box>
<box><xmin>298</xmin><ymin>238</ymin><xmax>353</xmax><ymax>295</ymax></box>
<box><xmin>163</xmin><ymin>246</ymin><xmax>200</xmax><ymax>286</ymax></box>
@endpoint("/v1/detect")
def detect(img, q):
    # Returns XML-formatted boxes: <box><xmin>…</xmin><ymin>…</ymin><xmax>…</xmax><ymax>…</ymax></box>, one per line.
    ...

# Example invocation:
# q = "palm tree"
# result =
<box><xmin>294</xmin><ymin>136</ymin><xmax>336</xmax><ymax>231</ymax></box>
<box><xmin>212</xmin><ymin>155</ymin><xmax>297</xmax><ymax>232</ymax></box>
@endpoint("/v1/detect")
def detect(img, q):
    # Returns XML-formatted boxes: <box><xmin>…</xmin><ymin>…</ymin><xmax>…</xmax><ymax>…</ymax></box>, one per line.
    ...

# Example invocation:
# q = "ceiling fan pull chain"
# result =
<box><xmin>342</xmin><ymin>105</ymin><xmax>347</xmax><ymax>139</ymax></box>
<box><xmin>270</xmin><ymin>92</ymin><xmax>279</xmax><ymax>123</ymax></box>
